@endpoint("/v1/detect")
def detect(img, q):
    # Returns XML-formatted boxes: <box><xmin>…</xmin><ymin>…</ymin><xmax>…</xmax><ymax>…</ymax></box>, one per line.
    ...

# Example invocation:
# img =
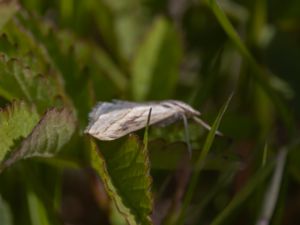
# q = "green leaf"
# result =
<box><xmin>0</xmin><ymin>101</ymin><xmax>39</xmax><ymax>162</ymax></box>
<box><xmin>131</xmin><ymin>17</ymin><xmax>182</xmax><ymax>100</ymax></box>
<box><xmin>0</xmin><ymin>107</ymin><xmax>76</xmax><ymax>172</ymax></box>
<box><xmin>0</xmin><ymin>55</ymin><xmax>64</xmax><ymax>112</ymax></box>
<box><xmin>90</xmin><ymin>135</ymin><xmax>153</xmax><ymax>225</ymax></box>
<box><xmin>14</xmin><ymin>13</ymin><xmax>127</xmax><ymax>123</ymax></box>
<box><xmin>0</xmin><ymin>19</ymin><xmax>75</xmax><ymax>112</ymax></box>
<box><xmin>0</xmin><ymin>196</ymin><xmax>13</xmax><ymax>225</ymax></box>
<box><xmin>104</xmin><ymin>0</ymin><xmax>148</xmax><ymax>58</ymax></box>
<box><xmin>15</xmin><ymin>13</ymin><xmax>128</xmax><ymax>93</ymax></box>
<box><xmin>77</xmin><ymin>0</ymin><xmax>120</xmax><ymax>59</ymax></box>
<box><xmin>0</xmin><ymin>0</ymin><xmax>19</xmax><ymax>31</ymax></box>
<box><xmin>27</xmin><ymin>189</ymin><xmax>50</xmax><ymax>225</ymax></box>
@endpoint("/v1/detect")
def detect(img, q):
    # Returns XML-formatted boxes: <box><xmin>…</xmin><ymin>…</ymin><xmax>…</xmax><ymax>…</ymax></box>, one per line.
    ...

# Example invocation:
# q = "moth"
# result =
<box><xmin>85</xmin><ymin>100</ymin><xmax>221</xmax><ymax>142</ymax></box>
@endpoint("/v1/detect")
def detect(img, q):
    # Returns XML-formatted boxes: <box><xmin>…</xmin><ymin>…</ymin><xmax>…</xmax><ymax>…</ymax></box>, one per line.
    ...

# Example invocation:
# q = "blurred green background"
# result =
<box><xmin>0</xmin><ymin>0</ymin><xmax>300</xmax><ymax>225</ymax></box>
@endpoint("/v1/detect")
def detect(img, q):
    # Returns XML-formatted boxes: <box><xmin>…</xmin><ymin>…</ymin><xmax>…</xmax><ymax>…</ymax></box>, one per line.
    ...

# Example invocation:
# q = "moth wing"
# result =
<box><xmin>111</xmin><ymin>99</ymin><xmax>141</xmax><ymax>106</ymax></box>
<box><xmin>85</xmin><ymin>103</ymin><xmax>176</xmax><ymax>140</ymax></box>
<box><xmin>86</xmin><ymin>101</ymin><xmax>140</xmax><ymax>130</ymax></box>
<box><xmin>88</xmin><ymin>101</ymin><xmax>137</xmax><ymax>120</ymax></box>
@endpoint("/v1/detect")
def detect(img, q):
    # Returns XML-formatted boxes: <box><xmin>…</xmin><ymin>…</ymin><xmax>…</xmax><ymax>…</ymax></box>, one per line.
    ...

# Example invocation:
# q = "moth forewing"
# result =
<box><xmin>84</xmin><ymin>100</ymin><xmax>217</xmax><ymax>141</ymax></box>
<box><xmin>85</xmin><ymin>102</ymin><xmax>178</xmax><ymax>140</ymax></box>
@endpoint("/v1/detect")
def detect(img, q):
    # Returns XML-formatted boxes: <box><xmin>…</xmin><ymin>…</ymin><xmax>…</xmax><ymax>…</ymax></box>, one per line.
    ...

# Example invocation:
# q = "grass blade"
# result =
<box><xmin>210</xmin><ymin>158</ymin><xmax>275</xmax><ymax>225</ymax></box>
<box><xmin>176</xmin><ymin>93</ymin><xmax>233</xmax><ymax>225</ymax></box>
<box><xmin>204</xmin><ymin>0</ymin><xmax>293</xmax><ymax>132</ymax></box>
<box><xmin>131</xmin><ymin>17</ymin><xmax>182</xmax><ymax>100</ymax></box>
<box><xmin>0</xmin><ymin>196</ymin><xmax>13</xmax><ymax>225</ymax></box>
<box><xmin>255</xmin><ymin>149</ymin><xmax>287</xmax><ymax>225</ymax></box>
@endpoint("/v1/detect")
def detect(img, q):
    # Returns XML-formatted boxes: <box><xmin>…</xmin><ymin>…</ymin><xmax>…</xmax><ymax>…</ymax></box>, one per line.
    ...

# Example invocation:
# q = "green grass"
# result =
<box><xmin>0</xmin><ymin>0</ymin><xmax>299</xmax><ymax>225</ymax></box>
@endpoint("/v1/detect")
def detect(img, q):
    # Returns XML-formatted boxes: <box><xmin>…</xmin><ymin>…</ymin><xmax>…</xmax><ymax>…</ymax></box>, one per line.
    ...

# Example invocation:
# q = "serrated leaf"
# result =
<box><xmin>15</xmin><ymin>13</ymin><xmax>128</xmax><ymax>92</ymax></box>
<box><xmin>0</xmin><ymin>55</ymin><xmax>62</xmax><ymax>111</ymax></box>
<box><xmin>131</xmin><ymin>17</ymin><xmax>182</xmax><ymax>101</ymax></box>
<box><xmin>91</xmin><ymin>135</ymin><xmax>153</xmax><ymax>225</ymax></box>
<box><xmin>0</xmin><ymin>107</ymin><xmax>76</xmax><ymax>172</ymax></box>
<box><xmin>0</xmin><ymin>101</ymin><xmax>39</xmax><ymax>162</ymax></box>
<box><xmin>0</xmin><ymin>19</ymin><xmax>74</xmax><ymax>112</ymax></box>
<box><xmin>0</xmin><ymin>0</ymin><xmax>19</xmax><ymax>31</ymax></box>
<box><xmin>14</xmin><ymin>13</ymin><xmax>127</xmax><ymax>123</ymax></box>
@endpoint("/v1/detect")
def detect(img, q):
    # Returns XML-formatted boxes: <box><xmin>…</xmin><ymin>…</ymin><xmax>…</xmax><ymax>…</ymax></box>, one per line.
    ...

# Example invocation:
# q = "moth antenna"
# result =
<box><xmin>181</xmin><ymin>114</ymin><xmax>192</xmax><ymax>157</ymax></box>
<box><xmin>192</xmin><ymin>116</ymin><xmax>223</xmax><ymax>136</ymax></box>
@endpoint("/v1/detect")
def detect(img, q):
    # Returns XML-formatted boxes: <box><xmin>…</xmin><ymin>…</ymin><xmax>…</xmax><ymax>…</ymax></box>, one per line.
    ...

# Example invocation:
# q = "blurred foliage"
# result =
<box><xmin>0</xmin><ymin>0</ymin><xmax>299</xmax><ymax>225</ymax></box>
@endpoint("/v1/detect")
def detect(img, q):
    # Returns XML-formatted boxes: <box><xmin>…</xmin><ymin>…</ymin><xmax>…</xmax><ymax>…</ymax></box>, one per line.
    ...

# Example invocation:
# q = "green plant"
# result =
<box><xmin>0</xmin><ymin>0</ymin><xmax>300</xmax><ymax>225</ymax></box>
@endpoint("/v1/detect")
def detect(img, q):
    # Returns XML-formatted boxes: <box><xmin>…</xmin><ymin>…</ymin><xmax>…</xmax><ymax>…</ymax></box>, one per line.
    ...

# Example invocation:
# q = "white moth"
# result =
<box><xmin>85</xmin><ymin>100</ymin><xmax>220</xmax><ymax>141</ymax></box>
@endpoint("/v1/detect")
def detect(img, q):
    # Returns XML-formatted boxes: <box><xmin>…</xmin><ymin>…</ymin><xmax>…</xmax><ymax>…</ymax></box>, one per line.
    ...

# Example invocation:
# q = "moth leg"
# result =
<box><xmin>180</xmin><ymin>113</ymin><xmax>192</xmax><ymax>157</ymax></box>
<box><xmin>192</xmin><ymin>116</ymin><xmax>223</xmax><ymax>136</ymax></box>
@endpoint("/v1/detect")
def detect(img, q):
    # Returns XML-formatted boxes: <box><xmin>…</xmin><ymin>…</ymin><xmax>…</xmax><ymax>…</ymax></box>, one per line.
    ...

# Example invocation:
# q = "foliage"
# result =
<box><xmin>91</xmin><ymin>135</ymin><xmax>152</xmax><ymax>225</ymax></box>
<box><xmin>0</xmin><ymin>0</ymin><xmax>300</xmax><ymax>225</ymax></box>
